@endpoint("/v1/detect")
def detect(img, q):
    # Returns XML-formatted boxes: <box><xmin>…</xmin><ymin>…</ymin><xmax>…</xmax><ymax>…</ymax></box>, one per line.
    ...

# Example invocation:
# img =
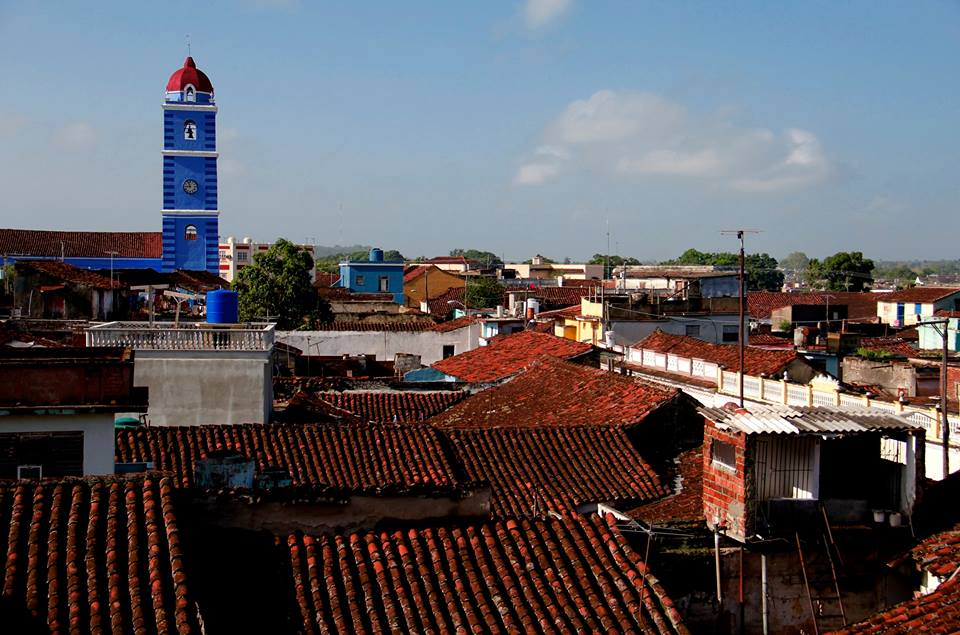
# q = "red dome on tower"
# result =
<box><xmin>166</xmin><ymin>57</ymin><xmax>214</xmax><ymax>93</ymax></box>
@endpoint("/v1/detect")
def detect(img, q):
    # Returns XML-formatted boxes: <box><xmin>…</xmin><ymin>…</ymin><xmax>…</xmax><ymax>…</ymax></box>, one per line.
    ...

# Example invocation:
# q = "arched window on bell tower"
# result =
<box><xmin>185</xmin><ymin>225</ymin><xmax>198</xmax><ymax>241</ymax></box>
<box><xmin>185</xmin><ymin>85</ymin><xmax>196</xmax><ymax>102</ymax></box>
<box><xmin>184</xmin><ymin>120</ymin><xmax>197</xmax><ymax>141</ymax></box>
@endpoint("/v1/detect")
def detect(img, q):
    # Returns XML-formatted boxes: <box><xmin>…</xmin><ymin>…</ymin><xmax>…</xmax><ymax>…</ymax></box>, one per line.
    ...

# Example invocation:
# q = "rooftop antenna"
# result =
<box><xmin>186</xmin><ymin>33</ymin><xmax>191</xmax><ymax>57</ymax></box>
<box><xmin>720</xmin><ymin>229</ymin><xmax>762</xmax><ymax>407</ymax></box>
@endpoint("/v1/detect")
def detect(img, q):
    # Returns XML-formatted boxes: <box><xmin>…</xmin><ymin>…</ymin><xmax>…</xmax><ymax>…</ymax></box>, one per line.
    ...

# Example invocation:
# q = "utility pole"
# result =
<box><xmin>722</xmin><ymin>229</ymin><xmax>761</xmax><ymax>407</ymax></box>
<box><xmin>105</xmin><ymin>250</ymin><xmax>119</xmax><ymax>321</ymax></box>
<box><xmin>919</xmin><ymin>318</ymin><xmax>951</xmax><ymax>478</ymax></box>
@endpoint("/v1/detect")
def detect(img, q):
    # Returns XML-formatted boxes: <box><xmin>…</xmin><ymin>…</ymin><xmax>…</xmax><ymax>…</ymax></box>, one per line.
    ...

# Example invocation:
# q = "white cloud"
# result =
<box><xmin>617</xmin><ymin>149</ymin><xmax>723</xmax><ymax>176</ymax></box>
<box><xmin>514</xmin><ymin>145</ymin><xmax>570</xmax><ymax>186</ymax></box>
<box><xmin>514</xmin><ymin>162</ymin><xmax>561</xmax><ymax>185</ymax></box>
<box><xmin>55</xmin><ymin>122</ymin><xmax>97</xmax><ymax>150</ymax></box>
<box><xmin>514</xmin><ymin>90</ymin><xmax>831</xmax><ymax>192</ymax></box>
<box><xmin>729</xmin><ymin>129</ymin><xmax>827</xmax><ymax>192</ymax></box>
<box><xmin>523</xmin><ymin>0</ymin><xmax>573</xmax><ymax>29</ymax></box>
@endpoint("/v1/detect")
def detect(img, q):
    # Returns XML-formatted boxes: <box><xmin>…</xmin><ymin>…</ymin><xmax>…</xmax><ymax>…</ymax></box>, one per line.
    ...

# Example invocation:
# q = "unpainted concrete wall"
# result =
<box><xmin>278</xmin><ymin>324</ymin><xmax>481</xmax><ymax>365</ymax></box>
<box><xmin>841</xmin><ymin>357</ymin><xmax>918</xmax><ymax>396</ymax></box>
<box><xmin>134</xmin><ymin>350</ymin><xmax>272</xmax><ymax>425</ymax></box>
<box><xmin>714</xmin><ymin>546</ymin><xmax>913</xmax><ymax>635</ymax></box>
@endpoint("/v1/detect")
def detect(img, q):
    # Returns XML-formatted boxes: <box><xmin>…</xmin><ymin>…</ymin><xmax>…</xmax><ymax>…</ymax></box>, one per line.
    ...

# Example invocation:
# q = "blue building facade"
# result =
<box><xmin>161</xmin><ymin>57</ymin><xmax>219</xmax><ymax>274</ymax></box>
<box><xmin>339</xmin><ymin>248</ymin><xmax>405</xmax><ymax>304</ymax></box>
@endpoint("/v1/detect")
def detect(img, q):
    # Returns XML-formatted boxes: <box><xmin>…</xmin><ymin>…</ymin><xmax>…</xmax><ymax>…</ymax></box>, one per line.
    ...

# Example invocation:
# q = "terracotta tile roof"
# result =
<box><xmin>426</xmin><ymin>255</ymin><xmax>476</xmax><ymax>265</ymax></box>
<box><xmin>115</xmin><ymin>423</ymin><xmax>458</xmax><ymax>492</ymax></box>
<box><xmin>857</xmin><ymin>337</ymin><xmax>917</xmax><ymax>357</ymax></box>
<box><xmin>536</xmin><ymin>304</ymin><xmax>581</xmax><ymax>318</ymax></box>
<box><xmin>426</xmin><ymin>286</ymin><xmax>465</xmax><ymax>316</ymax></box>
<box><xmin>313</xmin><ymin>320</ymin><xmax>437</xmax><ymax>332</ymax></box>
<box><xmin>316</xmin><ymin>391</ymin><xmax>468</xmax><ymax>423</ymax></box>
<box><xmin>403</xmin><ymin>264</ymin><xmax>432</xmax><ymax>282</ymax></box>
<box><xmin>445</xmin><ymin>426</ymin><xmax>667</xmax><ymax>518</ymax></box>
<box><xmin>170</xmin><ymin>269</ymin><xmax>229</xmax><ymax>291</ymax></box>
<box><xmin>634</xmin><ymin>330</ymin><xmax>800</xmax><ymax>376</ymax></box>
<box><xmin>748</xmin><ymin>291</ymin><xmax>880</xmax><ymax>320</ymax></box>
<box><xmin>880</xmin><ymin>287</ymin><xmax>960</xmax><ymax>304</ymax></box>
<box><xmin>429</xmin><ymin>314</ymin><xmax>478</xmax><ymax>332</ymax></box>
<box><xmin>431</xmin><ymin>330</ymin><xmax>594</xmax><ymax>383</ymax></box>
<box><xmin>0</xmin><ymin>476</ymin><xmax>200</xmax><ymax>633</ymax></box>
<box><xmin>830</xmin><ymin>578</ymin><xmax>960</xmax><ymax>633</ymax></box>
<box><xmin>748</xmin><ymin>333</ymin><xmax>795</xmax><ymax>348</ymax></box>
<box><xmin>430</xmin><ymin>356</ymin><xmax>679</xmax><ymax>429</ymax></box>
<box><xmin>285</xmin><ymin>513</ymin><xmax>689</xmax><ymax>634</ymax></box>
<box><xmin>628</xmin><ymin>447</ymin><xmax>704</xmax><ymax>526</ymax></box>
<box><xmin>18</xmin><ymin>260</ymin><xmax>122</xmax><ymax>289</ymax></box>
<box><xmin>275</xmin><ymin>390</ymin><xmax>366</xmax><ymax>424</ymax></box>
<box><xmin>834</xmin><ymin>525</ymin><xmax>960</xmax><ymax>633</ymax></box>
<box><xmin>313</xmin><ymin>271</ymin><xmax>341</xmax><ymax>288</ymax></box>
<box><xmin>428</xmin><ymin>285</ymin><xmax>598</xmax><ymax>316</ymax></box>
<box><xmin>0</xmin><ymin>228</ymin><xmax>162</xmax><ymax>259</ymax></box>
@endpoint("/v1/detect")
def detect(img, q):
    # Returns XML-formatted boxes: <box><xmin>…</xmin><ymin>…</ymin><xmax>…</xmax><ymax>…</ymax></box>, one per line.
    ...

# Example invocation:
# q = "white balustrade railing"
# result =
<box><xmin>627</xmin><ymin>344</ymin><xmax>960</xmax><ymax>443</ymax></box>
<box><xmin>86</xmin><ymin>322</ymin><xmax>275</xmax><ymax>351</ymax></box>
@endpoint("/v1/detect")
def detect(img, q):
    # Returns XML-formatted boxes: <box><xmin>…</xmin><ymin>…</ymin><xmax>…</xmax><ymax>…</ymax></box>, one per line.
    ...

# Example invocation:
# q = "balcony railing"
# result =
<box><xmin>627</xmin><ymin>344</ymin><xmax>960</xmax><ymax>443</ymax></box>
<box><xmin>86</xmin><ymin>321</ymin><xmax>275</xmax><ymax>352</ymax></box>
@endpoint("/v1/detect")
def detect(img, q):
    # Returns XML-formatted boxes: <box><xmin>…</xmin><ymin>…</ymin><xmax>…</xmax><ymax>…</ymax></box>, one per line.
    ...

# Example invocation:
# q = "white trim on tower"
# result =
<box><xmin>161</xmin><ymin>149</ymin><xmax>219</xmax><ymax>157</ymax></box>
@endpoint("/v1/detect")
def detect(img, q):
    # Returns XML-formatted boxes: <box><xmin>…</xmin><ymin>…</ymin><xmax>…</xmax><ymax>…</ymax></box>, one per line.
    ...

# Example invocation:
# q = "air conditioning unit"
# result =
<box><xmin>17</xmin><ymin>465</ymin><xmax>42</xmax><ymax>480</ymax></box>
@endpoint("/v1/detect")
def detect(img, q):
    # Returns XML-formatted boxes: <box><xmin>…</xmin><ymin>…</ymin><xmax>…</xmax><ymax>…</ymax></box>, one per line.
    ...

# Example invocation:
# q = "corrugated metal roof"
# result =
<box><xmin>700</xmin><ymin>404</ymin><xmax>922</xmax><ymax>435</ymax></box>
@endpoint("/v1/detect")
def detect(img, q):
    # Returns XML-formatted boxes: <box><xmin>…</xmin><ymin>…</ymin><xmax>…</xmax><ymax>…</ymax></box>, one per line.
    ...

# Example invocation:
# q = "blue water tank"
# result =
<box><xmin>206</xmin><ymin>289</ymin><xmax>239</xmax><ymax>324</ymax></box>
<box><xmin>369</xmin><ymin>248</ymin><xmax>384</xmax><ymax>262</ymax></box>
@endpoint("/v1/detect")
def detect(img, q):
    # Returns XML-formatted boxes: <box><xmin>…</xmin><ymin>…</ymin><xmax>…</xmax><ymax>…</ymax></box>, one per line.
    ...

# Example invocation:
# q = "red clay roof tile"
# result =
<box><xmin>313</xmin><ymin>320</ymin><xmax>438</xmax><ymax>332</ymax></box>
<box><xmin>432</xmin><ymin>330</ymin><xmax>594</xmax><ymax>383</ymax></box>
<box><xmin>881</xmin><ymin>287</ymin><xmax>960</xmax><ymax>304</ymax></box>
<box><xmin>317</xmin><ymin>390</ymin><xmax>468</xmax><ymax>423</ymax></box>
<box><xmin>0</xmin><ymin>228</ymin><xmax>162</xmax><ymax>259</ymax></box>
<box><xmin>634</xmin><ymin>330</ymin><xmax>801</xmax><ymax>376</ymax></box>
<box><xmin>629</xmin><ymin>447</ymin><xmax>704</xmax><ymax>526</ymax></box>
<box><xmin>115</xmin><ymin>423</ymin><xmax>458</xmax><ymax>492</ymax></box>
<box><xmin>430</xmin><ymin>356</ymin><xmax>679</xmax><ymax>429</ymax></box>
<box><xmin>445</xmin><ymin>425</ymin><xmax>667</xmax><ymax>518</ymax></box>
<box><xmin>748</xmin><ymin>291</ymin><xmax>880</xmax><ymax>321</ymax></box>
<box><xmin>0</xmin><ymin>477</ymin><xmax>200</xmax><ymax>634</ymax></box>
<box><xmin>833</xmin><ymin>524</ymin><xmax>960</xmax><ymax>633</ymax></box>
<box><xmin>18</xmin><ymin>260</ymin><xmax>122</xmax><ymax>289</ymax></box>
<box><xmin>285</xmin><ymin>513</ymin><xmax>689</xmax><ymax>634</ymax></box>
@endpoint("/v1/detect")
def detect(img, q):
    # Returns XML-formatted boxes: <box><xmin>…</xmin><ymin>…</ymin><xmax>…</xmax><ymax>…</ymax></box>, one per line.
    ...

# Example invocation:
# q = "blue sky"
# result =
<box><xmin>0</xmin><ymin>1</ymin><xmax>957</xmax><ymax>261</ymax></box>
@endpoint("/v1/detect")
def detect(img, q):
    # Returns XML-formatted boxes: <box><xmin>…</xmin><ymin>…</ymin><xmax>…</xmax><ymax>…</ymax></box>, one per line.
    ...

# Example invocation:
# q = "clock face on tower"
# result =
<box><xmin>182</xmin><ymin>179</ymin><xmax>199</xmax><ymax>195</ymax></box>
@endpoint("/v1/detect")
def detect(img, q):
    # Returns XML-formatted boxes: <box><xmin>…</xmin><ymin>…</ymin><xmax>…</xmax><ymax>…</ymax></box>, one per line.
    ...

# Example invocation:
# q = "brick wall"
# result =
<box><xmin>948</xmin><ymin>366</ymin><xmax>960</xmax><ymax>401</ymax></box>
<box><xmin>703</xmin><ymin>419</ymin><xmax>750</xmax><ymax>542</ymax></box>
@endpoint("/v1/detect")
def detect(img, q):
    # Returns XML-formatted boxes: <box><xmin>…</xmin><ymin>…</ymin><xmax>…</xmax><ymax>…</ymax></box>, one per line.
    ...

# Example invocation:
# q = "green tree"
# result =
<box><xmin>588</xmin><ymin>254</ymin><xmax>641</xmax><ymax>278</ymax></box>
<box><xmin>449</xmin><ymin>249</ymin><xmax>502</xmax><ymax>266</ymax></box>
<box><xmin>780</xmin><ymin>251</ymin><xmax>810</xmax><ymax>285</ymax></box>
<box><xmin>780</xmin><ymin>252</ymin><xmax>810</xmax><ymax>273</ymax></box>
<box><xmin>807</xmin><ymin>252</ymin><xmax>875</xmax><ymax>292</ymax></box>
<box><xmin>235</xmin><ymin>239</ymin><xmax>332</xmax><ymax>329</ymax></box>
<box><xmin>464</xmin><ymin>276</ymin><xmax>505</xmax><ymax>310</ymax></box>
<box><xmin>661</xmin><ymin>250</ymin><xmax>784</xmax><ymax>291</ymax></box>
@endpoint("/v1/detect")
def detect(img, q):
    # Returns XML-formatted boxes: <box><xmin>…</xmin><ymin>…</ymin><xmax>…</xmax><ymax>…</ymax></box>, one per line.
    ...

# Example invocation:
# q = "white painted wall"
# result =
<box><xmin>0</xmin><ymin>414</ymin><xmax>115</xmax><ymax>475</ymax></box>
<box><xmin>133</xmin><ymin>350</ymin><xmax>272</xmax><ymax>426</ymax></box>
<box><xmin>277</xmin><ymin>324</ymin><xmax>482</xmax><ymax>365</ymax></box>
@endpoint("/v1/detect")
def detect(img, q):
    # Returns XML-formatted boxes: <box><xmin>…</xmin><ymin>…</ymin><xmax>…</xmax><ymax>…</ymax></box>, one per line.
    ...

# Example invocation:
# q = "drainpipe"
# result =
<box><xmin>714</xmin><ymin>529</ymin><xmax>723</xmax><ymax>606</ymax></box>
<box><xmin>761</xmin><ymin>553</ymin><xmax>769</xmax><ymax>635</ymax></box>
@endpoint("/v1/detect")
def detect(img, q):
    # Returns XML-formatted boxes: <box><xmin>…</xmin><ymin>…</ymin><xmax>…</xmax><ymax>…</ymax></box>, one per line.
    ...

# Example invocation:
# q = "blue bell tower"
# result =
<box><xmin>161</xmin><ymin>56</ymin><xmax>219</xmax><ymax>273</ymax></box>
